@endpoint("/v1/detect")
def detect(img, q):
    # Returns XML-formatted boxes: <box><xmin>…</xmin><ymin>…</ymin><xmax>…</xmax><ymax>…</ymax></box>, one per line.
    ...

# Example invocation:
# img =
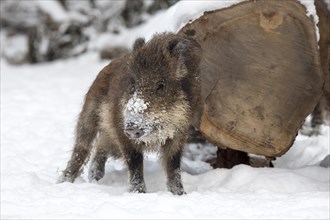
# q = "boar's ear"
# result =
<box><xmin>133</xmin><ymin>38</ymin><xmax>145</xmax><ymax>51</ymax></box>
<box><xmin>167</xmin><ymin>38</ymin><xmax>188</xmax><ymax>57</ymax></box>
<box><xmin>167</xmin><ymin>38</ymin><xmax>198</xmax><ymax>78</ymax></box>
<box><xmin>167</xmin><ymin>37</ymin><xmax>200</xmax><ymax>60</ymax></box>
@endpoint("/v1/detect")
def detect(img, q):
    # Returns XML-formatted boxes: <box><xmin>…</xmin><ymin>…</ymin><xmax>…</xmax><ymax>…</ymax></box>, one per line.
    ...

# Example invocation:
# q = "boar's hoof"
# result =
<box><xmin>170</xmin><ymin>189</ymin><xmax>186</xmax><ymax>196</ymax></box>
<box><xmin>88</xmin><ymin>166</ymin><xmax>105</xmax><ymax>182</ymax></box>
<box><xmin>57</xmin><ymin>172</ymin><xmax>75</xmax><ymax>183</ymax></box>
<box><xmin>167</xmin><ymin>182</ymin><xmax>186</xmax><ymax>196</ymax></box>
<box><xmin>124</xmin><ymin>127</ymin><xmax>144</xmax><ymax>139</ymax></box>
<box><xmin>129</xmin><ymin>182</ymin><xmax>147</xmax><ymax>193</ymax></box>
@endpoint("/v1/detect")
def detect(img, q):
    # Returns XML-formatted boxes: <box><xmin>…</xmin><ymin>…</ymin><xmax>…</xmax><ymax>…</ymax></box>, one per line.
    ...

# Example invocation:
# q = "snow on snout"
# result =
<box><xmin>124</xmin><ymin>92</ymin><xmax>151</xmax><ymax>130</ymax></box>
<box><xmin>126</xmin><ymin>92</ymin><xmax>148</xmax><ymax>115</ymax></box>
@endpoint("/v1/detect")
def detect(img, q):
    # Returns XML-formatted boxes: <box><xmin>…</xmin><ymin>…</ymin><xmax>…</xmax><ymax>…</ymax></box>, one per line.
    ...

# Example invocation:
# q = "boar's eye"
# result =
<box><xmin>156</xmin><ymin>81</ymin><xmax>166</xmax><ymax>96</ymax></box>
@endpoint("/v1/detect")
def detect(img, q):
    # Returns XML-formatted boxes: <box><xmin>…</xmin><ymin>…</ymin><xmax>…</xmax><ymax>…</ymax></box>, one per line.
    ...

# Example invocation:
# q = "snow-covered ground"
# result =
<box><xmin>1</xmin><ymin>53</ymin><xmax>329</xmax><ymax>219</ymax></box>
<box><xmin>1</xmin><ymin>0</ymin><xmax>329</xmax><ymax>219</ymax></box>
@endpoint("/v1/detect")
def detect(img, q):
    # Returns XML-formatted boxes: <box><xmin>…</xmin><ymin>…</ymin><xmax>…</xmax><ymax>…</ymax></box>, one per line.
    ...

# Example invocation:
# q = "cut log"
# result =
<box><xmin>311</xmin><ymin>0</ymin><xmax>330</xmax><ymax>127</ymax></box>
<box><xmin>179</xmin><ymin>0</ymin><xmax>324</xmax><ymax>157</ymax></box>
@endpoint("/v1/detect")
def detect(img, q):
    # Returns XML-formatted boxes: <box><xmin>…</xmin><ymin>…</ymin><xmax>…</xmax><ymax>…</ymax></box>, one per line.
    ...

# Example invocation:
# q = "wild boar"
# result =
<box><xmin>58</xmin><ymin>33</ymin><xmax>202</xmax><ymax>195</ymax></box>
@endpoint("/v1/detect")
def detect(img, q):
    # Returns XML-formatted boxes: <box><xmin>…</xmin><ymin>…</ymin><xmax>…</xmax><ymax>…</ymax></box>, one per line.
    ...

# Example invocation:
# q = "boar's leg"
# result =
<box><xmin>311</xmin><ymin>103</ymin><xmax>323</xmax><ymax>128</ymax></box>
<box><xmin>88</xmin><ymin>133</ymin><xmax>123</xmax><ymax>182</ymax></box>
<box><xmin>58</xmin><ymin>101</ymin><xmax>99</xmax><ymax>183</ymax></box>
<box><xmin>88</xmin><ymin>133</ymin><xmax>113</xmax><ymax>182</ymax></box>
<box><xmin>161</xmin><ymin>140</ymin><xmax>186</xmax><ymax>195</ymax></box>
<box><xmin>122</xmin><ymin>148</ymin><xmax>146</xmax><ymax>193</ymax></box>
<box><xmin>88</xmin><ymin>149</ymin><xmax>108</xmax><ymax>182</ymax></box>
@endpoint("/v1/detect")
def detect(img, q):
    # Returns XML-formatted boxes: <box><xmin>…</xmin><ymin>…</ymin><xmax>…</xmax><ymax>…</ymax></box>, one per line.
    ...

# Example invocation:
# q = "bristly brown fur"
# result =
<box><xmin>58</xmin><ymin>33</ymin><xmax>202</xmax><ymax>195</ymax></box>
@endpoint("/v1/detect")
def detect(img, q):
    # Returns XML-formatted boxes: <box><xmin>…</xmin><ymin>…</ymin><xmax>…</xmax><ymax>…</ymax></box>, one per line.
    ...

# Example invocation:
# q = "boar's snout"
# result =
<box><xmin>124</xmin><ymin>126</ymin><xmax>145</xmax><ymax>139</ymax></box>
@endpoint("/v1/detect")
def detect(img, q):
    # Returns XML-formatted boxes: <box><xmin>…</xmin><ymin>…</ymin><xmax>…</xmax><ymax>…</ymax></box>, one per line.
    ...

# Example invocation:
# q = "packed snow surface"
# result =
<box><xmin>1</xmin><ymin>53</ymin><xmax>329</xmax><ymax>219</ymax></box>
<box><xmin>1</xmin><ymin>0</ymin><xmax>328</xmax><ymax>219</ymax></box>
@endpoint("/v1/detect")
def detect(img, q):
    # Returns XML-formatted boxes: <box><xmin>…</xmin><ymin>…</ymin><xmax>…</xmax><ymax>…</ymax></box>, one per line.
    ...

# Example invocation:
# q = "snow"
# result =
<box><xmin>94</xmin><ymin>0</ymin><xmax>320</xmax><ymax>51</ymax></box>
<box><xmin>1</xmin><ymin>0</ymin><xmax>328</xmax><ymax>219</ymax></box>
<box><xmin>1</xmin><ymin>33</ymin><xmax>29</xmax><ymax>64</ymax></box>
<box><xmin>1</xmin><ymin>52</ymin><xmax>329</xmax><ymax>219</ymax></box>
<box><xmin>35</xmin><ymin>0</ymin><xmax>69</xmax><ymax>23</ymax></box>
<box><xmin>36</xmin><ymin>0</ymin><xmax>68</xmax><ymax>22</ymax></box>
<box><xmin>298</xmin><ymin>0</ymin><xmax>320</xmax><ymax>41</ymax></box>
<box><xmin>123</xmin><ymin>92</ymin><xmax>155</xmax><ymax>142</ymax></box>
<box><xmin>94</xmin><ymin>0</ymin><xmax>247</xmax><ymax>50</ymax></box>
<box><xmin>126</xmin><ymin>92</ymin><xmax>149</xmax><ymax>114</ymax></box>
<box><xmin>34</xmin><ymin>0</ymin><xmax>90</xmax><ymax>24</ymax></box>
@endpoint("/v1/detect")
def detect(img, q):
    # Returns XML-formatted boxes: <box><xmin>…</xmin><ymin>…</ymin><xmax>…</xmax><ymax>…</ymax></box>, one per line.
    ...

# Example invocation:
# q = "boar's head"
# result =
<box><xmin>122</xmin><ymin>33</ymin><xmax>201</xmax><ymax>147</ymax></box>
